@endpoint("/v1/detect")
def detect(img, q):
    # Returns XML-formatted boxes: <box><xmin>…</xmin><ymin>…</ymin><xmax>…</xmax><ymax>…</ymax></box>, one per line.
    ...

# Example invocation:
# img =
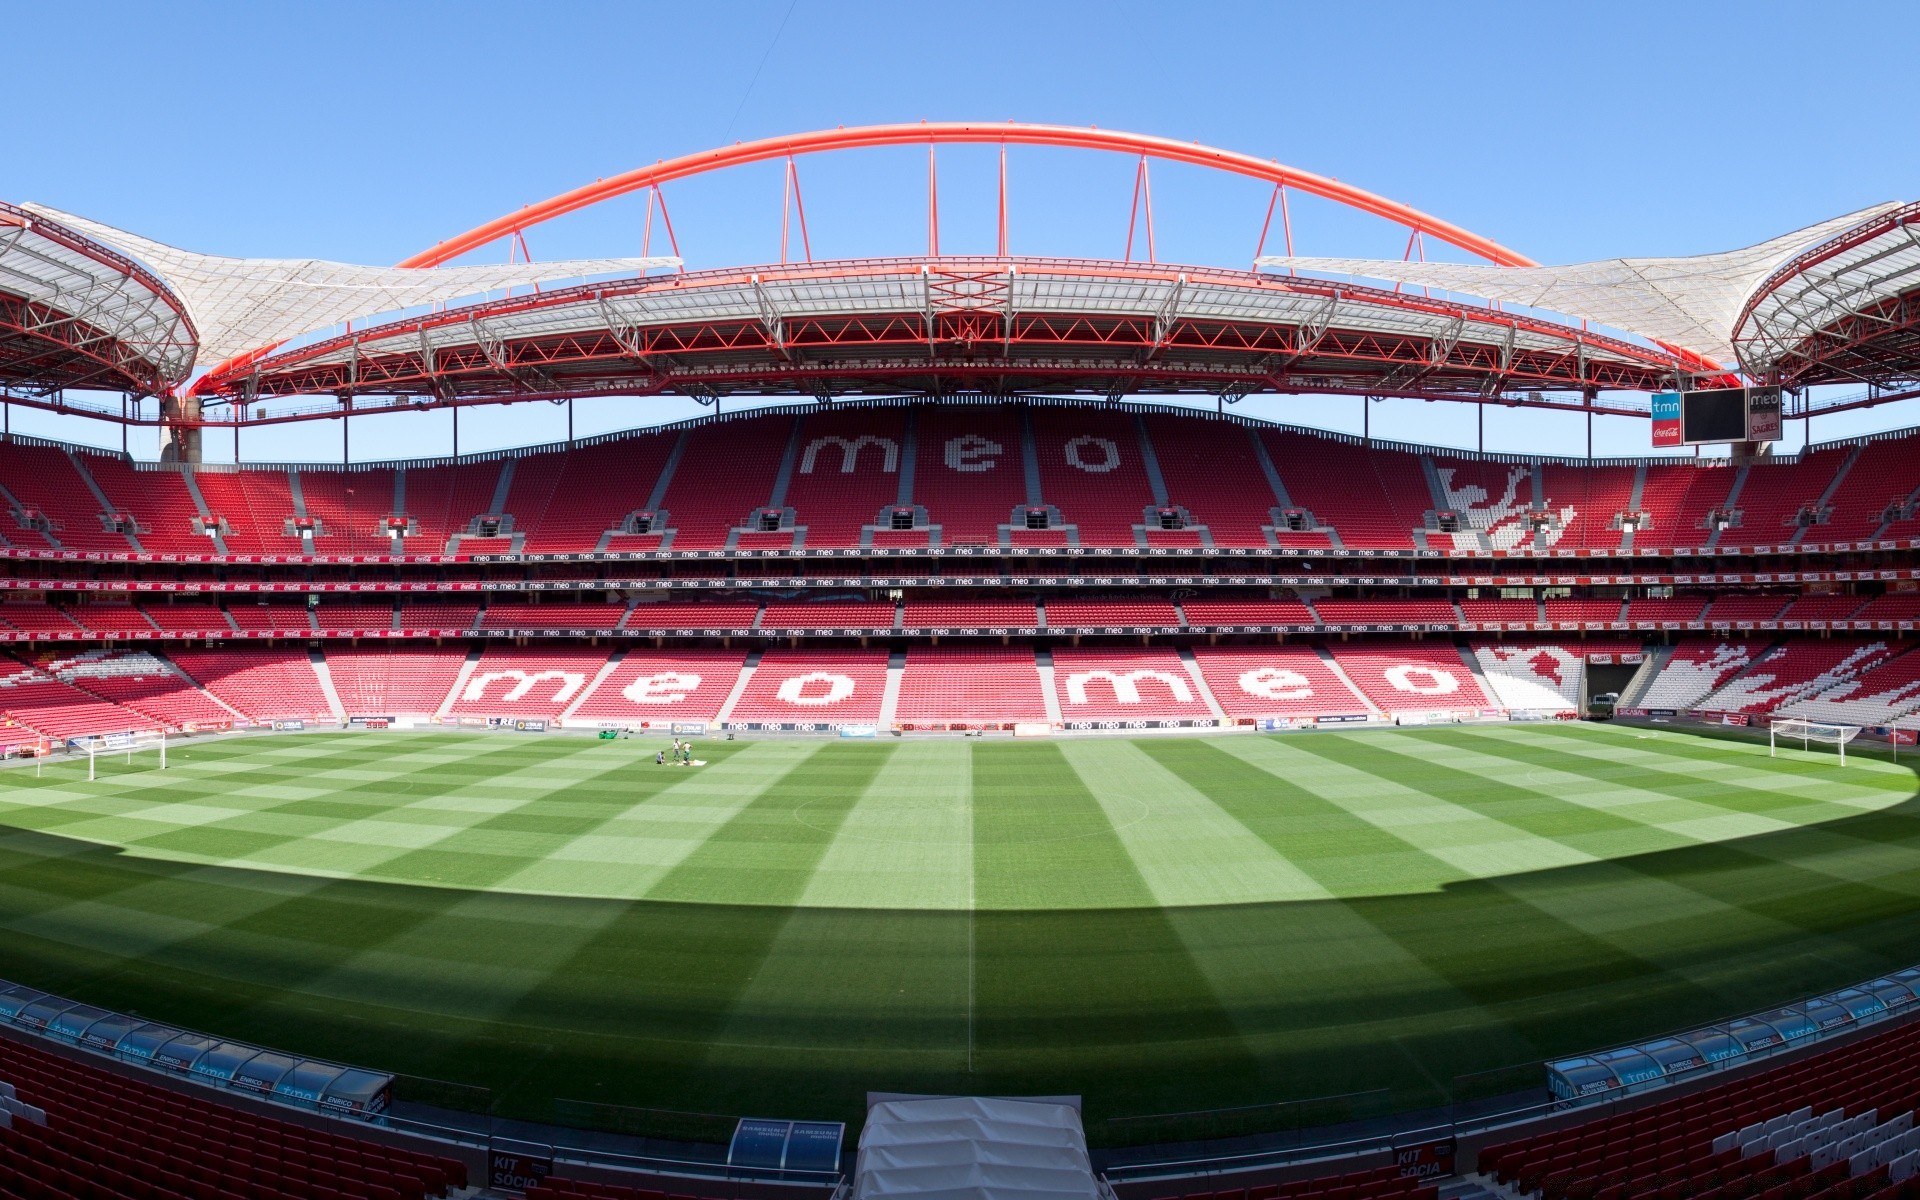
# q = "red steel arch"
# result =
<box><xmin>398</xmin><ymin>122</ymin><xmax>1540</xmax><ymax>270</ymax></box>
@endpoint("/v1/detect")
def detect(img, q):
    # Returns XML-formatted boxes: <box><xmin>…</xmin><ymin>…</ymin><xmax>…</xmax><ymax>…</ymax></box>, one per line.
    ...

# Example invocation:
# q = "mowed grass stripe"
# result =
<box><xmin>969</xmin><ymin>742</ymin><xmax>1262</xmax><ymax>1112</ymax></box>
<box><xmin>1349</xmin><ymin>731</ymin><xmax>1876</xmax><ymax>995</ymax></box>
<box><xmin>0</xmin><ymin>737</ymin><xmax>475</xmax><ymax>841</ymax></box>
<box><xmin>492</xmin><ymin>740</ymin><xmax>825</xmax><ymax>898</ymax></box>
<box><xmin>699</xmin><ymin>745</ymin><xmax>975</xmax><ymax>1084</ymax></box>
<box><xmin>1056</xmin><ymin>739</ymin><xmax>1330</xmax><ymax>906</ymax></box>
<box><xmin>1128</xmin><ymin>738</ymin><xmax>1541</xmax><ymax>1102</ymax></box>
<box><xmin>797</xmin><ymin>739</ymin><xmax>973</xmax><ymax>910</ymax></box>
<box><xmin>1446</xmin><ymin>725</ymin><xmax>1920</xmax><ymax>889</ymax></box>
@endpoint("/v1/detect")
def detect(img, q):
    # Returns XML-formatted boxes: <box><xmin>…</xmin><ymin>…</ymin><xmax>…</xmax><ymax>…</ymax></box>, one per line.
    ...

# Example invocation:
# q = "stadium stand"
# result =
<box><xmin>1142</xmin><ymin>414</ymin><xmax>1274</xmax><ymax>547</ymax></box>
<box><xmin>1192</xmin><ymin>645</ymin><xmax>1371</xmax><ymax>719</ymax></box>
<box><xmin>41</xmin><ymin>649</ymin><xmax>234</xmax><ymax>729</ymax></box>
<box><xmin>911</xmin><ymin>405</ymin><xmax>1028</xmax><ymax>547</ymax></box>
<box><xmin>448</xmin><ymin>645</ymin><xmax>613</xmax><ymax>719</ymax></box>
<box><xmin>165</xmin><ymin>648</ymin><xmax>336</xmax><ymax>722</ymax></box>
<box><xmin>68</xmin><ymin>603</ymin><xmax>158</xmax><ymax>636</ymax></box>
<box><xmin>1634</xmin><ymin>461</ymin><xmax>1741</xmax><ymax>551</ymax></box>
<box><xmin>727</xmin><ymin>648</ymin><xmax>889</xmax><ymax>724</ymax></box>
<box><xmin>1635</xmin><ymin>639</ymin><xmax>1767</xmax><ymax>712</ymax></box>
<box><xmin>1031</xmin><ymin>407</ymin><xmax>1159</xmax><ymax>547</ymax></box>
<box><xmin>322</xmin><ymin>647</ymin><xmax>466</xmax><ymax>716</ymax></box>
<box><xmin>1431</xmin><ymin>455</ymin><xmax>1539</xmax><ymax>551</ymax></box>
<box><xmin>1459</xmin><ymin>597</ymin><xmax>1540</xmax><ymax>626</ymax></box>
<box><xmin>759</xmin><ymin>601</ymin><xmax>897</xmax><ymax>631</ymax></box>
<box><xmin>0</xmin><ymin>1031</ymin><xmax>466</xmax><ymax>1200</ymax></box>
<box><xmin>313</xmin><ymin>601</ymin><xmax>397</xmax><ymax>634</ymax></box>
<box><xmin>1624</xmin><ymin>596</ymin><xmax>1709</xmax><ymax>626</ymax></box>
<box><xmin>1476</xmin><ymin>1019</ymin><xmax>1920</xmax><ymax>1200</ymax></box>
<box><xmin>1045</xmin><ymin>597</ymin><xmax>1180</xmax><ymax>629</ymax></box>
<box><xmin>1777</xmin><ymin>645</ymin><xmax>1920</xmax><ymax>726</ymax></box>
<box><xmin>1543</xmin><ymin>462</ymin><xmax>1636</xmax><ymax>551</ymax></box>
<box><xmin>1698</xmin><ymin>640</ymin><xmax>1897</xmax><ymax>714</ymax></box>
<box><xmin>1330</xmin><ymin>643</ymin><xmax>1492</xmax><ymax>712</ymax></box>
<box><xmin>142</xmin><ymin>601</ymin><xmax>234</xmax><ymax>634</ymax></box>
<box><xmin>654</xmin><ymin>420</ymin><xmax>791</xmax><ymax>550</ymax></box>
<box><xmin>1716</xmin><ymin>450</ymin><xmax>1847</xmax><ymax>550</ymax></box>
<box><xmin>0</xmin><ymin>658</ymin><xmax>156</xmax><ymax>738</ymax></box>
<box><xmin>400</xmin><ymin>602</ymin><xmax>481</xmax><ymax>632</ymax></box>
<box><xmin>1264</xmin><ymin>431</ymin><xmax>1427</xmax><ymax>549</ymax></box>
<box><xmin>1543</xmin><ymin>597</ymin><xmax>1628</xmax><ymax>625</ymax></box>
<box><xmin>516</xmin><ymin>432</ymin><xmax>680</xmax><ymax>554</ymax></box>
<box><xmin>480</xmin><ymin>602</ymin><xmax>624</xmax><ymax>630</ymax></box>
<box><xmin>894</xmin><ymin>646</ymin><xmax>1049</xmax><ymax>724</ymax></box>
<box><xmin>1706</xmin><ymin>595</ymin><xmax>1793</xmax><ymax>625</ymax></box>
<box><xmin>0</xmin><ymin>603</ymin><xmax>86</xmax><ymax>636</ymax></box>
<box><xmin>226</xmin><ymin>601</ymin><xmax>316</xmax><ymax>633</ymax></box>
<box><xmin>566</xmin><ymin>649</ymin><xmax>745</xmax><ymax>725</ymax></box>
<box><xmin>622</xmin><ymin>601</ymin><xmax>761</xmax><ymax>632</ymax></box>
<box><xmin>295</xmin><ymin>468</ymin><xmax>402</xmax><ymax>556</ymax></box>
<box><xmin>901</xmin><ymin>599</ymin><xmax>1039</xmax><ymax>629</ymax></box>
<box><xmin>783</xmin><ymin>407</ymin><xmax>910</xmax><ymax>548</ymax></box>
<box><xmin>1820</xmin><ymin>437</ymin><xmax>1920</xmax><ymax>543</ymax></box>
<box><xmin>195</xmin><ymin>468</ymin><xmax>293</xmax><ymax>555</ymax></box>
<box><xmin>1781</xmin><ymin>595</ymin><xmax>1868</xmax><ymax>623</ymax></box>
<box><xmin>1180</xmin><ymin>597</ymin><xmax>1316</xmax><ymax>627</ymax></box>
<box><xmin>1854</xmin><ymin>594</ymin><xmax>1920</xmax><ymax>623</ymax></box>
<box><xmin>1049</xmin><ymin>647</ymin><xmax>1216</xmax><ymax>722</ymax></box>
<box><xmin>1472</xmin><ymin>640</ymin><xmax>1640</xmax><ymax>713</ymax></box>
<box><xmin>1314</xmin><ymin>597</ymin><xmax>1456</xmax><ymax>626</ymax></box>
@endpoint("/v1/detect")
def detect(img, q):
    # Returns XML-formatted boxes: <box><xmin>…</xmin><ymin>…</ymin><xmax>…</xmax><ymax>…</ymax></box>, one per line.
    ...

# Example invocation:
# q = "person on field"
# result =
<box><xmin>655</xmin><ymin>749</ymin><xmax>664</xmax><ymax>766</ymax></box>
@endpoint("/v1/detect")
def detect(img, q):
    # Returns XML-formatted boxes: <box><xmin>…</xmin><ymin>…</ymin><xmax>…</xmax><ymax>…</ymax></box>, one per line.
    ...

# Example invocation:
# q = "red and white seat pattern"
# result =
<box><xmin>1472</xmin><ymin>641</ymin><xmax>1639</xmax><ymax>713</ymax></box>
<box><xmin>1698</xmin><ymin>640</ymin><xmax>1897</xmax><ymax>714</ymax></box>
<box><xmin>901</xmin><ymin>599</ymin><xmax>1038</xmax><ymax>630</ymax></box>
<box><xmin>166</xmin><ymin>648</ymin><xmax>334</xmax><ymax>721</ymax></box>
<box><xmin>566</xmin><ymin>649</ymin><xmax>746</xmax><ymax>725</ymax></box>
<box><xmin>40</xmin><ymin>649</ymin><xmax>234</xmax><ymax>729</ymax></box>
<box><xmin>1636</xmin><ymin>639</ymin><xmax>1765</xmax><ymax>711</ymax></box>
<box><xmin>0</xmin><ymin>657</ymin><xmax>156</xmax><ymax>739</ymax></box>
<box><xmin>894</xmin><ymin>647</ymin><xmax>1049</xmax><ymax>724</ymax></box>
<box><xmin>1432</xmin><ymin>457</ymin><xmax>1550</xmax><ymax>550</ymax></box>
<box><xmin>1777</xmin><ymin>645</ymin><xmax>1920</xmax><ymax>726</ymax></box>
<box><xmin>726</xmin><ymin>648</ymin><xmax>888</xmax><ymax>725</ymax></box>
<box><xmin>1329</xmin><ymin>643</ymin><xmax>1492</xmax><ymax>713</ymax></box>
<box><xmin>1048</xmin><ymin>647</ymin><xmax>1215</xmax><ymax>722</ymax></box>
<box><xmin>447</xmin><ymin>645</ymin><xmax>613</xmax><ymax>720</ymax></box>
<box><xmin>1191</xmin><ymin>645</ymin><xmax>1371</xmax><ymax>719</ymax></box>
<box><xmin>1180</xmin><ymin>597</ymin><xmax>1315</xmax><ymax>626</ymax></box>
<box><xmin>321</xmin><ymin>646</ymin><xmax>466</xmax><ymax>716</ymax></box>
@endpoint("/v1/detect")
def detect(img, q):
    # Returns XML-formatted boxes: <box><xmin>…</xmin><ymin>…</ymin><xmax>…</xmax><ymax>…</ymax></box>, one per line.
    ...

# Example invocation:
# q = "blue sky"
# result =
<box><xmin>8</xmin><ymin>0</ymin><xmax>1915</xmax><ymax>463</ymax></box>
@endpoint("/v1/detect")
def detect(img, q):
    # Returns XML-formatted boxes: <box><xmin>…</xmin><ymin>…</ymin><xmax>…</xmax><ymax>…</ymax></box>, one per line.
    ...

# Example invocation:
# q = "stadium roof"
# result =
<box><xmin>1255</xmin><ymin>204</ymin><xmax>1899</xmax><ymax>366</ymax></box>
<box><xmin>1734</xmin><ymin>200</ymin><xmax>1920</xmax><ymax>387</ymax></box>
<box><xmin>194</xmin><ymin>256</ymin><xmax>1684</xmax><ymax>416</ymax></box>
<box><xmin>24</xmin><ymin>204</ymin><xmax>679</xmax><ymax>365</ymax></box>
<box><xmin>0</xmin><ymin>201</ymin><xmax>197</xmax><ymax>396</ymax></box>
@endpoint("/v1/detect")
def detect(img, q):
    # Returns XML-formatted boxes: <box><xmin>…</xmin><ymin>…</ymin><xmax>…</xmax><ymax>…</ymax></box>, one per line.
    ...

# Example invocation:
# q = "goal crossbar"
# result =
<box><xmin>1769</xmin><ymin>718</ymin><xmax>1861</xmax><ymax>764</ymax></box>
<box><xmin>71</xmin><ymin>730</ymin><xmax>168</xmax><ymax>780</ymax></box>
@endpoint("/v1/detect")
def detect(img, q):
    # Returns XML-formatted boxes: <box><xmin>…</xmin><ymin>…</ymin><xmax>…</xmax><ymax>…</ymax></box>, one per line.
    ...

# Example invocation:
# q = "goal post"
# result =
<box><xmin>1768</xmin><ymin>718</ymin><xmax>1861</xmax><ymax>765</ymax></box>
<box><xmin>75</xmin><ymin>730</ymin><xmax>168</xmax><ymax>781</ymax></box>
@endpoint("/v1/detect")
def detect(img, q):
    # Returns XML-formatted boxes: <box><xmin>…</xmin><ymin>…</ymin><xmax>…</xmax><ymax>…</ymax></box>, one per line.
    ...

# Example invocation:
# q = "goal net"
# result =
<box><xmin>68</xmin><ymin>730</ymin><xmax>168</xmax><ymax>780</ymax></box>
<box><xmin>1768</xmin><ymin>718</ymin><xmax>1861</xmax><ymax>764</ymax></box>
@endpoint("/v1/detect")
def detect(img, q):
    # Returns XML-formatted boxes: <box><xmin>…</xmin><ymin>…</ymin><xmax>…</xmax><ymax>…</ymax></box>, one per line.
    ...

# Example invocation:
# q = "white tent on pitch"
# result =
<box><xmin>1768</xmin><ymin>718</ymin><xmax>1860</xmax><ymax>765</ymax></box>
<box><xmin>854</xmin><ymin>1095</ymin><xmax>1102</xmax><ymax>1200</ymax></box>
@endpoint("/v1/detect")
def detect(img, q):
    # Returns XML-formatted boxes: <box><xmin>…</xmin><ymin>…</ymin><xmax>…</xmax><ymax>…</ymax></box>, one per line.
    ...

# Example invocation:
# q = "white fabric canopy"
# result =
<box><xmin>1256</xmin><ymin>204</ymin><xmax>1901</xmax><ymax>364</ymax></box>
<box><xmin>23</xmin><ymin>204</ymin><xmax>680</xmax><ymax>364</ymax></box>
<box><xmin>854</xmin><ymin>1097</ymin><xmax>1099</xmax><ymax>1200</ymax></box>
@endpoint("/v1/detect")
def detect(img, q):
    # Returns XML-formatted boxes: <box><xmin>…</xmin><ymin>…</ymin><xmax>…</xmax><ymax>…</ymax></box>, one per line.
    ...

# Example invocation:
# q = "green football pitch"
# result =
<box><xmin>1</xmin><ymin>723</ymin><xmax>1917</xmax><ymax>1139</ymax></box>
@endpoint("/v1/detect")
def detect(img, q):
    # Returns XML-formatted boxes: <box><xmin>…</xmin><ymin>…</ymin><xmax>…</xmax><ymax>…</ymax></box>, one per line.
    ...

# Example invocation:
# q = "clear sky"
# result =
<box><xmin>8</xmin><ymin>0</ymin><xmax>1915</xmax><ymax>463</ymax></box>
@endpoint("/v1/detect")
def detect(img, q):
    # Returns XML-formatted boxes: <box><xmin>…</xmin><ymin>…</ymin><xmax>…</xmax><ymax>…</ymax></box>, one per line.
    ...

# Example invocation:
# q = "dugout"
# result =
<box><xmin>113</xmin><ymin>1022</ymin><xmax>185</xmax><ymax>1066</ymax></box>
<box><xmin>153</xmin><ymin>1032</ymin><xmax>219</xmax><ymax>1074</ymax></box>
<box><xmin>232</xmin><ymin>1050</ymin><xmax>300</xmax><ymax>1097</ymax></box>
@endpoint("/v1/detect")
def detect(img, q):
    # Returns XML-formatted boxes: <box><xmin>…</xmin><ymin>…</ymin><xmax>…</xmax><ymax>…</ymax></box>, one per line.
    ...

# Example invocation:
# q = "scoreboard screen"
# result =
<box><xmin>1681</xmin><ymin>389</ymin><xmax>1750</xmax><ymax>444</ymax></box>
<box><xmin>1653</xmin><ymin>386</ymin><xmax>1784</xmax><ymax>447</ymax></box>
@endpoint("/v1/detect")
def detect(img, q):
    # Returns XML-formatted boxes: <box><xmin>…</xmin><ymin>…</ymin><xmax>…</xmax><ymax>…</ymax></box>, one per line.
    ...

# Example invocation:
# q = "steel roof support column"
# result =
<box><xmin>159</xmin><ymin>394</ymin><xmax>201</xmax><ymax>464</ymax></box>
